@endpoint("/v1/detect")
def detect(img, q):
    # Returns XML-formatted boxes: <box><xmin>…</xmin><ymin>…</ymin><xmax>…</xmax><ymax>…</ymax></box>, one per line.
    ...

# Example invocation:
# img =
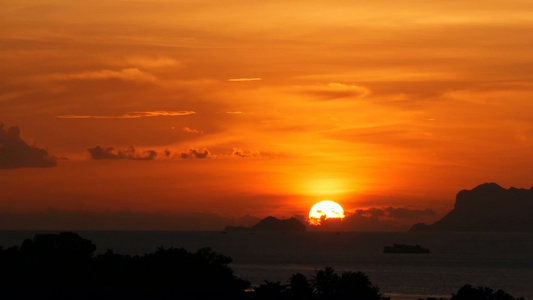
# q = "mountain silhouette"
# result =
<box><xmin>411</xmin><ymin>183</ymin><xmax>533</xmax><ymax>232</ymax></box>
<box><xmin>226</xmin><ymin>216</ymin><xmax>306</xmax><ymax>232</ymax></box>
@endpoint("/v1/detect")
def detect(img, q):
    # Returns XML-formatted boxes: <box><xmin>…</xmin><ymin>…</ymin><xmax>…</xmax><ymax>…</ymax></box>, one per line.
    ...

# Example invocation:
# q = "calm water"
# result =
<box><xmin>0</xmin><ymin>231</ymin><xmax>531</xmax><ymax>300</ymax></box>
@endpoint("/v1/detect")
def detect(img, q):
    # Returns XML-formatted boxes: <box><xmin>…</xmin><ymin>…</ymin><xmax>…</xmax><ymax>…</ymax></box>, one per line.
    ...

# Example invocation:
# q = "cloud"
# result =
<box><xmin>58</xmin><ymin>111</ymin><xmax>196</xmax><ymax>119</ymax></box>
<box><xmin>228</xmin><ymin>78</ymin><xmax>262</xmax><ymax>82</ymax></box>
<box><xmin>87</xmin><ymin>146</ymin><xmax>214</xmax><ymax>160</ymax></box>
<box><xmin>183</xmin><ymin>126</ymin><xmax>202</xmax><ymax>134</ymax></box>
<box><xmin>125</xmin><ymin>56</ymin><xmax>181</xmax><ymax>68</ymax></box>
<box><xmin>232</xmin><ymin>148</ymin><xmax>261</xmax><ymax>158</ymax></box>
<box><xmin>88</xmin><ymin>145</ymin><xmax>157</xmax><ymax>160</ymax></box>
<box><xmin>230</xmin><ymin>148</ymin><xmax>283</xmax><ymax>159</ymax></box>
<box><xmin>0</xmin><ymin>209</ymin><xmax>258</xmax><ymax>231</ymax></box>
<box><xmin>39</xmin><ymin>68</ymin><xmax>157</xmax><ymax>83</ymax></box>
<box><xmin>353</xmin><ymin>208</ymin><xmax>386</xmax><ymax>219</ymax></box>
<box><xmin>0</xmin><ymin>123</ymin><xmax>57</xmax><ymax>169</ymax></box>
<box><xmin>180</xmin><ymin>148</ymin><xmax>211</xmax><ymax>159</ymax></box>
<box><xmin>349</xmin><ymin>207</ymin><xmax>435</xmax><ymax>220</ymax></box>
<box><xmin>325</xmin><ymin>124</ymin><xmax>432</xmax><ymax>148</ymax></box>
<box><xmin>384</xmin><ymin>207</ymin><xmax>436</xmax><ymax>219</ymax></box>
<box><xmin>315</xmin><ymin>206</ymin><xmax>438</xmax><ymax>231</ymax></box>
<box><xmin>225</xmin><ymin>111</ymin><xmax>244</xmax><ymax>114</ymax></box>
<box><xmin>296</xmin><ymin>83</ymin><xmax>370</xmax><ymax>100</ymax></box>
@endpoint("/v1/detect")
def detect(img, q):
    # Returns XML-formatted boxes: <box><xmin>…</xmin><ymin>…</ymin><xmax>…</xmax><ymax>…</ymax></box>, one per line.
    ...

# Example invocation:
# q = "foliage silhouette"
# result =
<box><xmin>337</xmin><ymin>271</ymin><xmax>383</xmax><ymax>300</ymax></box>
<box><xmin>0</xmin><ymin>232</ymin><xmax>249</xmax><ymax>298</ymax></box>
<box><xmin>419</xmin><ymin>284</ymin><xmax>525</xmax><ymax>300</ymax></box>
<box><xmin>451</xmin><ymin>284</ymin><xmax>524</xmax><ymax>300</ymax></box>
<box><xmin>250</xmin><ymin>267</ymin><xmax>388</xmax><ymax>300</ymax></box>
<box><xmin>313</xmin><ymin>267</ymin><xmax>341</xmax><ymax>298</ymax></box>
<box><xmin>253</xmin><ymin>280</ymin><xmax>288</xmax><ymax>299</ymax></box>
<box><xmin>287</xmin><ymin>272</ymin><xmax>315</xmax><ymax>300</ymax></box>
<box><xmin>0</xmin><ymin>232</ymin><xmax>525</xmax><ymax>300</ymax></box>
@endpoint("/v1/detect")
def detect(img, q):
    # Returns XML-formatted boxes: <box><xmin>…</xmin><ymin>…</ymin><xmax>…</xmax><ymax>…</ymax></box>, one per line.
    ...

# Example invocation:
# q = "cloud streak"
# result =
<box><xmin>0</xmin><ymin>123</ymin><xmax>57</xmax><ymax>169</ymax></box>
<box><xmin>125</xmin><ymin>56</ymin><xmax>181</xmax><ymax>68</ymax></box>
<box><xmin>58</xmin><ymin>111</ymin><xmax>196</xmax><ymax>119</ymax></box>
<box><xmin>183</xmin><ymin>126</ymin><xmax>202</xmax><ymax>134</ymax></box>
<box><xmin>38</xmin><ymin>68</ymin><xmax>157</xmax><ymax>83</ymax></box>
<box><xmin>296</xmin><ymin>83</ymin><xmax>370</xmax><ymax>100</ymax></box>
<box><xmin>228</xmin><ymin>78</ymin><xmax>262</xmax><ymax>82</ymax></box>
<box><xmin>87</xmin><ymin>145</ymin><xmax>213</xmax><ymax>160</ymax></box>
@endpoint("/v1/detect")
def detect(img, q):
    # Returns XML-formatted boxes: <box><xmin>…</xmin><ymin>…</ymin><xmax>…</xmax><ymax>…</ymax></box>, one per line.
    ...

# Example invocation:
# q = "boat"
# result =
<box><xmin>384</xmin><ymin>243</ymin><xmax>430</xmax><ymax>253</ymax></box>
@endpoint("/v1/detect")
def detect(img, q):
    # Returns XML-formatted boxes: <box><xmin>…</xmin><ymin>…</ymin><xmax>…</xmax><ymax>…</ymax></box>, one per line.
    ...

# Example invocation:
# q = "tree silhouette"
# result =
<box><xmin>338</xmin><ymin>271</ymin><xmax>383</xmax><ymax>300</ymax></box>
<box><xmin>419</xmin><ymin>284</ymin><xmax>524</xmax><ymax>300</ymax></box>
<box><xmin>287</xmin><ymin>272</ymin><xmax>315</xmax><ymax>300</ymax></box>
<box><xmin>309</xmin><ymin>267</ymin><xmax>387</xmax><ymax>299</ymax></box>
<box><xmin>450</xmin><ymin>284</ymin><xmax>524</xmax><ymax>300</ymax></box>
<box><xmin>0</xmin><ymin>232</ymin><xmax>525</xmax><ymax>300</ymax></box>
<box><xmin>253</xmin><ymin>280</ymin><xmax>288</xmax><ymax>299</ymax></box>
<box><xmin>0</xmin><ymin>232</ymin><xmax>249</xmax><ymax>299</ymax></box>
<box><xmin>313</xmin><ymin>267</ymin><xmax>340</xmax><ymax>298</ymax></box>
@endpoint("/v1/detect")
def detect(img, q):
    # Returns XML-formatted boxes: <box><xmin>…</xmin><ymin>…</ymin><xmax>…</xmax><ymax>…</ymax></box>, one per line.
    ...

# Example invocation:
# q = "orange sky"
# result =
<box><xmin>1</xmin><ymin>0</ymin><xmax>533</xmax><ymax>230</ymax></box>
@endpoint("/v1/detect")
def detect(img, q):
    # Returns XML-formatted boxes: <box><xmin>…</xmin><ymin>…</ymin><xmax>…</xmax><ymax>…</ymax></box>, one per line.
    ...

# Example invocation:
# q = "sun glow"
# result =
<box><xmin>308</xmin><ymin>200</ymin><xmax>345</xmax><ymax>225</ymax></box>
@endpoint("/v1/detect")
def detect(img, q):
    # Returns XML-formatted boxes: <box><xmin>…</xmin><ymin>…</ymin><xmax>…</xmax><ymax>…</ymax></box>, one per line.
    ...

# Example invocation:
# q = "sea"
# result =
<box><xmin>0</xmin><ymin>231</ymin><xmax>531</xmax><ymax>300</ymax></box>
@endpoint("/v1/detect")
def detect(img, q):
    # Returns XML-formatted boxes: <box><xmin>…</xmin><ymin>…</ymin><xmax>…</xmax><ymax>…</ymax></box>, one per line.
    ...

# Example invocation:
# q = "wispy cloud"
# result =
<box><xmin>183</xmin><ymin>126</ymin><xmax>202</xmax><ymax>134</ymax></box>
<box><xmin>228</xmin><ymin>78</ymin><xmax>262</xmax><ymax>82</ymax></box>
<box><xmin>295</xmin><ymin>83</ymin><xmax>370</xmax><ymax>100</ymax></box>
<box><xmin>37</xmin><ymin>68</ymin><xmax>157</xmax><ymax>83</ymax></box>
<box><xmin>125</xmin><ymin>56</ymin><xmax>181</xmax><ymax>68</ymax></box>
<box><xmin>225</xmin><ymin>111</ymin><xmax>244</xmax><ymax>114</ymax></box>
<box><xmin>58</xmin><ymin>111</ymin><xmax>196</xmax><ymax>119</ymax></box>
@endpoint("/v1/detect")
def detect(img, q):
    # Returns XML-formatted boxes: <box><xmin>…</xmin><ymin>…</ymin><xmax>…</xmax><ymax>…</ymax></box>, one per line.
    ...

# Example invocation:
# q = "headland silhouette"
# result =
<box><xmin>411</xmin><ymin>183</ymin><xmax>533</xmax><ymax>232</ymax></box>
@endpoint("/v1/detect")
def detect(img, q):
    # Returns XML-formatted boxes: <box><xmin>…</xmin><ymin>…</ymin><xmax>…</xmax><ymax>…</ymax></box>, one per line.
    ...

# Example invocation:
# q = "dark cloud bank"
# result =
<box><xmin>317</xmin><ymin>207</ymin><xmax>436</xmax><ymax>231</ymax></box>
<box><xmin>0</xmin><ymin>207</ymin><xmax>436</xmax><ymax>231</ymax></box>
<box><xmin>88</xmin><ymin>145</ymin><xmax>157</xmax><ymax>160</ymax></box>
<box><xmin>87</xmin><ymin>145</ymin><xmax>211</xmax><ymax>160</ymax></box>
<box><xmin>0</xmin><ymin>123</ymin><xmax>57</xmax><ymax>169</ymax></box>
<box><xmin>180</xmin><ymin>147</ymin><xmax>210</xmax><ymax>159</ymax></box>
<box><xmin>0</xmin><ymin>209</ymin><xmax>260</xmax><ymax>231</ymax></box>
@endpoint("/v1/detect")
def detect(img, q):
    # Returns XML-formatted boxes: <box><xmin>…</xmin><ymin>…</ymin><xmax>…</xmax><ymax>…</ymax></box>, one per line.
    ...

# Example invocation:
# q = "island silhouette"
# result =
<box><xmin>411</xmin><ymin>183</ymin><xmax>533</xmax><ymax>232</ymax></box>
<box><xmin>226</xmin><ymin>216</ymin><xmax>307</xmax><ymax>232</ymax></box>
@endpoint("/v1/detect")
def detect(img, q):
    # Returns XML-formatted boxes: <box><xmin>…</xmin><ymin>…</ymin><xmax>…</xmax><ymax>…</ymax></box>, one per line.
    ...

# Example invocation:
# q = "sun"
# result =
<box><xmin>308</xmin><ymin>200</ymin><xmax>345</xmax><ymax>225</ymax></box>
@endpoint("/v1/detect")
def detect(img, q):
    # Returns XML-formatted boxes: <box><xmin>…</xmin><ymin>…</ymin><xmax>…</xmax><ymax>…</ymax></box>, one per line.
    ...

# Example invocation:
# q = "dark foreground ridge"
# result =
<box><xmin>0</xmin><ymin>232</ymin><xmax>249</xmax><ymax>298</ymax></box>
<box><xmin>411</xmin><ymin>183</ymin><xmax>533</xmax><ymax>232</ymax></box>
<box><xmin>226</xmin><ymin>216</ymin><xmax>307</xmax><ymax>232</ymax></box>
<box><xmin>0</xmin><ymin>232</ymin><xmax>526</xmax><ymax>299</ymax></box>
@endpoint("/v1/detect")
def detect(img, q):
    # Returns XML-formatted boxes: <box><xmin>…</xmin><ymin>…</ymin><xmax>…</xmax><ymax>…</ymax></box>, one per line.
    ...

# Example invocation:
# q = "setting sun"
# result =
<box><xmin>308</xmin><ymin>201</ymin><xmax>345</xmax><ymax>225</ymax></box>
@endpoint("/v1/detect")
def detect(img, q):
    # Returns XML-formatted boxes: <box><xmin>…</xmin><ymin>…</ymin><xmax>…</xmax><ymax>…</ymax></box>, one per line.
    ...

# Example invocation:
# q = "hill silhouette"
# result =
<box><xmin>226</xmin><ymin>216</ymin><xmax>306</xmax><ymax>232</ymax></box>
<box><xmin>411</xmin><ymin>183</ymin><xmax>533</xmax><ymax>232</ymax></box>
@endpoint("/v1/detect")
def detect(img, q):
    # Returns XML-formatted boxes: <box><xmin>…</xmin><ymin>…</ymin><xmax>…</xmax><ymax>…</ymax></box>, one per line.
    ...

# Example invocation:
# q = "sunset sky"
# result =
<box><xmin>1</xmin><ymin>0</ymin><xmax>533</xmax><ymax>230</ymax></box>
